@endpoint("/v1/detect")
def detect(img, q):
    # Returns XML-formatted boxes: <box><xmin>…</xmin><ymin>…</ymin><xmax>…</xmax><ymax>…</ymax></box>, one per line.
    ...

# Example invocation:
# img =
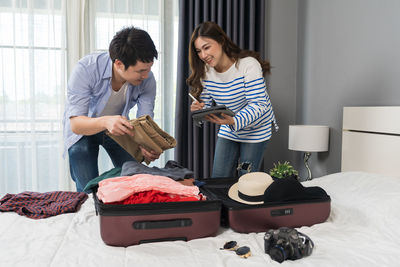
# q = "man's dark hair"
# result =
<box><xmin>109</xmin><ymin>26</ymin><xmax>158</xmax><ymax>69</ymax></box>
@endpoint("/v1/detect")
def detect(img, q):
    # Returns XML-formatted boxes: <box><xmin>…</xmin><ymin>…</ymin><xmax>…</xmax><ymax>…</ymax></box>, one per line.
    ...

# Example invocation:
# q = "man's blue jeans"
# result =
<box><xmin>211</xmin><ymin>137</ymin><xmax>269</xmax><ymax>178</ymax></box>
<box><xmin>68</xmin><ymin>132</ymin><xmax>135</xmax><ymax>192</ymax></box>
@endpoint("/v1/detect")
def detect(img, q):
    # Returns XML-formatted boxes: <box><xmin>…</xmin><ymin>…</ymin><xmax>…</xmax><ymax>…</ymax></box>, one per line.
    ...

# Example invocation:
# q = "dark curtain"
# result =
<box><xmin>174</xmin><ymin>0</ymin><xmax>266</xmax><ymax>179</ymax></box>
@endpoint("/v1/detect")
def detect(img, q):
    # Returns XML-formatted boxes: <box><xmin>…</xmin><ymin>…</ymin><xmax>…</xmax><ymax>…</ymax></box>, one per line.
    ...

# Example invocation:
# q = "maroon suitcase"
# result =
<box><xmin>201</xmin><ymin>178</ymin><xmax>331</xmax><ymax>233</ymax></box>
<box><xmin>93</xmin><ymin>189</ymin><xmax>221</xmax><ymax>247</ymax></box>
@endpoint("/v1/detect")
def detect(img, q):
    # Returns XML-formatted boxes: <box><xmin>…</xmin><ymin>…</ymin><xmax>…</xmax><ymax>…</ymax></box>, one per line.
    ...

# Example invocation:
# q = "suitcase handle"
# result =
<box><xmin>133</xmin><ymin>218</ymin><xmax>193</xmax><ymax>229</ymax></box>
<box><xmin>271</xmin><ymin>208</ymin><xmax>293</xmax><ymax>216</ymax></box>
<box><xmin>139</xmin><ymin>237</ymin><xmax>187</xmax><ymax>244</ymax></box>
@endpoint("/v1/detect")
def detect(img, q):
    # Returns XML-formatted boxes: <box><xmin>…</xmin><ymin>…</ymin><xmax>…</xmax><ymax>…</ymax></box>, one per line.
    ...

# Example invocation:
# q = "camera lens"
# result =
<box><xmin>269</xmin><ymin>245</ymin><xmax>289</xmax><ymax>263</ymax></box>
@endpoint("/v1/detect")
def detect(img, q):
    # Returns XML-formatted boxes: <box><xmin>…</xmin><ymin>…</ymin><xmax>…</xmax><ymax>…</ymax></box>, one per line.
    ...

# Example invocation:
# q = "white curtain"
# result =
<box><xmin>0</xmin><ymin>0</ymin><xmax>178</xmax><ymax>195</ymax></box>
<box><xmin>66</xmin><ymin>0</ymin><xmax>90</xmax><ymax>75</ymax></box>
<box><xmin>0</xmin><ymin>0</ymin><xmax>69</xmax><ymax>195</ymax></box>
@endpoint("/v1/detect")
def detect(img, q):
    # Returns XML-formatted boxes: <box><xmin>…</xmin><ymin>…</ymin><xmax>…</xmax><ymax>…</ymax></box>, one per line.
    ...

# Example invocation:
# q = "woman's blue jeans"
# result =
<box><xmin>68</xmin><ymin>132</ymin><xmax>135</xmax><ymax>192</ymax></box>
<box><xmin>211</xmin><ymin>137</ymin><xmax>269</xmax><ymax>178</ymax></box>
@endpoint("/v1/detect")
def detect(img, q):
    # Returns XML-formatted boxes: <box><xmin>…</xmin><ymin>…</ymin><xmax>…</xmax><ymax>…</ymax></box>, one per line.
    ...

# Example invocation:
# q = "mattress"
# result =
<box><xmin>1</xmin><ymin>171</ymin><xmax>400</xmax><ymax>267</ymax></box>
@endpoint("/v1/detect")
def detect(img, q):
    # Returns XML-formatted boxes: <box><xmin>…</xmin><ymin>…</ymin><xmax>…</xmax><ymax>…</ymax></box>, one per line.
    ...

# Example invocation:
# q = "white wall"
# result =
<box><xmin>264</xmin><ymin>0</ymin><xmax>400</xmax><ymax>179</ymax></box>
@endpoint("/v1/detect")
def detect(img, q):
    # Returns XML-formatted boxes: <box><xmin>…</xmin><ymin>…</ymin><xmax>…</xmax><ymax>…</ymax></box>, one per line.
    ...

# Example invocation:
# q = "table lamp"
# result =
<box><xmin>288</xmin><ymin>125</ymin><xmax>329</xmax><ymax>180</ymax></box>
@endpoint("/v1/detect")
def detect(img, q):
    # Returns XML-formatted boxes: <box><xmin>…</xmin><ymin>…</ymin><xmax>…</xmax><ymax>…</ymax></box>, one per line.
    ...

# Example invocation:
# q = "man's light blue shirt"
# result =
<box><xmin>63</xmin><ymin>52</ymin><xmax>156</xmax><ymax>157</ymax></box>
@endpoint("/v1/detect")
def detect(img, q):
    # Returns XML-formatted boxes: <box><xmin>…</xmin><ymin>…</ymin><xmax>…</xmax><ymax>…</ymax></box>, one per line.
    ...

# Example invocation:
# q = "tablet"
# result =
<box><xmin>191</xmin><ymin>105</ymin><xmax>235</xmax><ymax>126</ymax></box>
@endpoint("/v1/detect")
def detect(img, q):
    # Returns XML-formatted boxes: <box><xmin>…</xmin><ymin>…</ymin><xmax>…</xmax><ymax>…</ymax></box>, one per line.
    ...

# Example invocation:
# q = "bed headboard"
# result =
<box><xmin>341</xmin><ymin>106</ymin><xmax>400</xmax><ymax>178</ymax></box>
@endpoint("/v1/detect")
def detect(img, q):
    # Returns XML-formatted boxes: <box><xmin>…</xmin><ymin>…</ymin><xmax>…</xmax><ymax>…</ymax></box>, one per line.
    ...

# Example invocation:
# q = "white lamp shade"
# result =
<box><xmin>288</xmin><ymin>125</ymin><xmax>329</xmax><ymax>152</ymax></box>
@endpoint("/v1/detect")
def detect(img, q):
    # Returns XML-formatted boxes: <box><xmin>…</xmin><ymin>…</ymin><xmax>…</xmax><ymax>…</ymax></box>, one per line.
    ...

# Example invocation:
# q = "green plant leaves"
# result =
<box><xmin>269</xmin><ymin>161</ymin><xmax>298</xmax><ymax>179</ymax></box>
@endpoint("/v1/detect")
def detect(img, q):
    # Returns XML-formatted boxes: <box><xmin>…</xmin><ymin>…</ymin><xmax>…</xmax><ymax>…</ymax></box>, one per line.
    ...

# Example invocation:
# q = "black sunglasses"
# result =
<box><xmin>220</xmin><ymin>241</ymin><xmax>252</xmax><ymax>258</ymax></box>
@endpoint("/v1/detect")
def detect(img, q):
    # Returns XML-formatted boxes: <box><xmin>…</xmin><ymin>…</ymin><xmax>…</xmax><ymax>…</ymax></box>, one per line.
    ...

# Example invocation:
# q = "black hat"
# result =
<box><xmin>263</xmin><ymin>176</ymin><xmax>328</xmax><ymax>203</ymax></box>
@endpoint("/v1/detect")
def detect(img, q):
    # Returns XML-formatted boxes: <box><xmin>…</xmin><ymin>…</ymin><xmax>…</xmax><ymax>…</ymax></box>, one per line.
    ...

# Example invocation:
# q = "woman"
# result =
<box><xmin>187</xmin><ymin>21</ymin><xmax>278</xmax><ymax>178</ymax></box>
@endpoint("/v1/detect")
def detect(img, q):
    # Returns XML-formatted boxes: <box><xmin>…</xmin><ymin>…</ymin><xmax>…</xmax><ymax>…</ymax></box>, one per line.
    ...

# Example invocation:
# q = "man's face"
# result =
<box><xmin>115</xmin><ymin>60</ymin><xmax>154</xmax><ymax>86</ymax></box>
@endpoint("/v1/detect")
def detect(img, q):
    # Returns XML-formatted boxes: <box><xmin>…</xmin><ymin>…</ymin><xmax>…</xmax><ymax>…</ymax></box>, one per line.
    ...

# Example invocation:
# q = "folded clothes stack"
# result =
<box><xmin>97</xmin><ymin>173</ymin><xmax>204</xmax><ymax>205</ymax></box>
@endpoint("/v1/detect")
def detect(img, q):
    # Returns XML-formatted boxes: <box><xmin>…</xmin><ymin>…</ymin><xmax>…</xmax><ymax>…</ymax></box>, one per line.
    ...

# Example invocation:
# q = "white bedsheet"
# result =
<box><xmin>1</xmin><ymin>172</ymin><xmax>400</xmax><ymax>267</ymax></box>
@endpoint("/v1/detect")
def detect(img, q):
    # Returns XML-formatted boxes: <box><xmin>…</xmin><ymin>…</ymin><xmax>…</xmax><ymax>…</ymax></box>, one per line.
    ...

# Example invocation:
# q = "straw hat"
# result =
<box><xmin>228</xmin><ymin>172</ymin><xmax>274</xmax><ymax>205</ymax></box>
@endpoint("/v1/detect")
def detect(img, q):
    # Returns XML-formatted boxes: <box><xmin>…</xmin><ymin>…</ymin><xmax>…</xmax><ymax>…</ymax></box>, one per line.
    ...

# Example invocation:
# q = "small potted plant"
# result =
<box><xmin>269</xmin><ymin>161</ymin><xmax>299</xmax><ymax>180</ymax></box>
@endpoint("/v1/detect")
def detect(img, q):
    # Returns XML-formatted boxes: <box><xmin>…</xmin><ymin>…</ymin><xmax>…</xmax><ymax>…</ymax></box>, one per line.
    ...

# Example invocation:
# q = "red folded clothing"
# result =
<box><xmin>108</xmin><ymin>190</ymin><xmax>205</xmax><ymax>205</ymax></box>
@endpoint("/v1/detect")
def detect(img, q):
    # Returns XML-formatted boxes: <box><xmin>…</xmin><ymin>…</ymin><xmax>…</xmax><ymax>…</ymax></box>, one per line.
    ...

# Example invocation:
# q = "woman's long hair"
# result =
<box><xmin>187</xmin><ymin>21</ymin><xmax>270</xmax><ymax>98</ymax></box>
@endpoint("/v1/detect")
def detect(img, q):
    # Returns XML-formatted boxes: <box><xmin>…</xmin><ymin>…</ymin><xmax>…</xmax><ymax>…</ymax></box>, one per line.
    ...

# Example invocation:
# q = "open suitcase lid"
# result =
<box><xmin>199</xmin><ymin>177</ymin><xmax>331</xmax><ymax>210</ymax></box>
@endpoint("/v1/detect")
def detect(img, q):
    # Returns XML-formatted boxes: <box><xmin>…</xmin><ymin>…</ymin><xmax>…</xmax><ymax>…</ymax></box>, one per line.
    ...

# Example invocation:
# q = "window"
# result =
<box><xmin>0</xmin><ymin>0</ymin><xmax>178</xmax><ymax>195</ymax></box>
<box><xmin>0</xmin><ymin>0</ymin><xmax>67</xmax><ymax>194</ymax></box>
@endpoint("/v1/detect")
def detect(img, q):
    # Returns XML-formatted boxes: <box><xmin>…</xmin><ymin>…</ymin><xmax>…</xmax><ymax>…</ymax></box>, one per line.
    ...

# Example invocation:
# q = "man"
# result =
<box><xmin>63</xmin><ymin>26</ymin><xmax>161</xmax><ymax>192</ymax></box>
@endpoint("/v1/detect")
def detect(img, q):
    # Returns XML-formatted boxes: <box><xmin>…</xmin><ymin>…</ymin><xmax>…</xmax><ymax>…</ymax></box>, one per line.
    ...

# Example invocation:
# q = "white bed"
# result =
<box><xmin>2</xmin><ymin>106</ymin><xmax>400</xmax><ymax>266</ymax></box>
<box><xmin>1</xmin><ymin>171</ymin><xmax>400</xmax><ymax>267</ymax></box>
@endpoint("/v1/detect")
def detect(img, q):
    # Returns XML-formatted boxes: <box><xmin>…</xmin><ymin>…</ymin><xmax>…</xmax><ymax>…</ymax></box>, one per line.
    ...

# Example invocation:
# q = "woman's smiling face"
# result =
<box><xmin>194</xmin><ymin>36</ymin><xmax>225</xmax><ymax>69</ymax></box>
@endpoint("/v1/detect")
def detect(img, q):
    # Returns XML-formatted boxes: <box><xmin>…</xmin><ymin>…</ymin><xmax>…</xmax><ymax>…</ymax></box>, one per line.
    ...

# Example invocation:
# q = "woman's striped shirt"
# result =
<box><xmin>200</xmin><ymin>57</ymin><xmax>277</xmax><ymax>143</ymax></box>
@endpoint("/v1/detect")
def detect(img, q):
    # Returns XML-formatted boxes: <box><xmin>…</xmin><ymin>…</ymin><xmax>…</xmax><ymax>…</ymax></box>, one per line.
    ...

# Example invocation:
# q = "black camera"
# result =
<box><xmin>264</xmin><ymin>227</ymin><xmax>314</xmax><ymax>263</ymax></box>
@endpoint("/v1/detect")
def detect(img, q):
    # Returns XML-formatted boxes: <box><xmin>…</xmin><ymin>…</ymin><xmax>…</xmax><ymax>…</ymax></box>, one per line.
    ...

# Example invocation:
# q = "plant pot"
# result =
<box><xmin>271</xmin><ymin>174</ymin><xmax>299</xmax><ymax>181</ymax></box>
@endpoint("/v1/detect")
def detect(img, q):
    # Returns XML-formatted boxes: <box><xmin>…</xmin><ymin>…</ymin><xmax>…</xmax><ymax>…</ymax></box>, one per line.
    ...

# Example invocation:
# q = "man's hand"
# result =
<box><xmin>140</xmin><ymin>146</ymin><xmax>161</xmax><ymax>162</ymax></box>
<box><xmin>70</xmin><ymin>115</ymin><xmax>134</xmax><ymax>136</ymax></box>
<box><xmin>104</xmin><ymin>115</ymin><xmax>134</xmax><ymax>136</ymax></box>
